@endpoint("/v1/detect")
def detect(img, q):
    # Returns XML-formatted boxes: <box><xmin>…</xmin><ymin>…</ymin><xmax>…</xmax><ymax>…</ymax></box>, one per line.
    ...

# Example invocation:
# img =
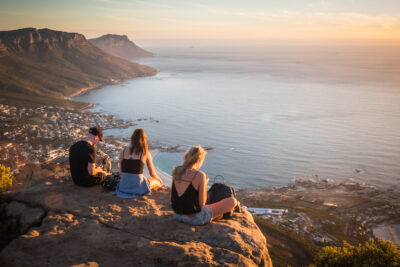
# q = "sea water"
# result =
<box><xmin>74</xmin><ymin>44</ymin><xmax>400</xmax><ymax>188</ymax></box>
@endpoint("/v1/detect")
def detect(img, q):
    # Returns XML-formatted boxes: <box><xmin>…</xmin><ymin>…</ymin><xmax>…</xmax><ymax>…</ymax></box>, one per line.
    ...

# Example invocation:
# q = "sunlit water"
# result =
<box><xmin>75</xmin><ymin>44</ymin><xmax>400</xmax><ymax>188</ymax></box>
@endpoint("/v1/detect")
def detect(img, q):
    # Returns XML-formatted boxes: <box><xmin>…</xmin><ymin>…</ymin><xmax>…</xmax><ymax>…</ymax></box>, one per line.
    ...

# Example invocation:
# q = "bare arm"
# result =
<box><xmin>146</xmin><ymin>153</ymin><xmax>162</xmax><ymax>184</ymax></box>
<box><xmin>88</xmin><ymin>162</ymin><xmax>108</xmax><ymax>176</ymax></box>
<box><xmin>118</xmin><ymin>149</ymin><xmax>124</xmax><ymax>174</ymax></box>
<box><xmin>197</xmin><ymin>172</ymin><xmax>208</xmax><ymax>207</ymax></box>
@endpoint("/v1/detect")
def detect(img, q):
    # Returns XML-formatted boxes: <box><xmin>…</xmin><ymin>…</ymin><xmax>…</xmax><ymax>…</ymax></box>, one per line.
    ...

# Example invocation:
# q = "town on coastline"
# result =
<box><xmin>239</xmin><ymin>179</ymin><xmax>400</xmax><ymax>262</ymax></box>
<box><xmin>0</xmin><ymin>103</ymin><xmax>137</xmax><ymax>172</ymax></box>
<box><xmin>0</xmin><ymin>103</ymin><xmax>188</xmax><ymax>175</ymax></box>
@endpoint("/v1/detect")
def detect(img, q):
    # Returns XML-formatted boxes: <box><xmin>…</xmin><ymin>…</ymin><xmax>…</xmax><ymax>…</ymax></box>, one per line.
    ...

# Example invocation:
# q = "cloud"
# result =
<box><xmin>311</xmin><ymin>12</ymin><xmax>400</xmax><ymax>28</ymax></box>
<box><xmin>89</xmin><ymin>0</ymin><xmax>119</xmax><ymax>3</ymax></box>
<box><xmin>320</xmin><ymin>0</ymin><xmax>332</xmax><ymax>10</ymax></box>
<box><xmin>184</xmin><ymin>1</ymin><xmax>400</xmax><ymax>29</ymax></box>
<box><xmin>232</xmin><ymin>10</ymin><xmax>400</xmax><ymax>28</ymax></box>
<box><xmin>186</xmin><ymin>2</ymin><xmax>231</xmax><ymax>15</ymax></box>
<box><xmin>129</xmin><ymin>0</ymin><xmax>174</xmax><ymax>10</ymax></box>
<box><xmin>105</xmin><ymin>14</ymin><xmax>140</xmax><ymax>23</ymax></box>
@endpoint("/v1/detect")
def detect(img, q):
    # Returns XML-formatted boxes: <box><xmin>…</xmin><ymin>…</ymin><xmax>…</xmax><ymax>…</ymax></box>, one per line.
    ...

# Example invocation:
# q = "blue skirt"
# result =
<box><xmin>114</xmin><ymin>172</ymin><xmax>151</xmax><ymax>198</ymax></box>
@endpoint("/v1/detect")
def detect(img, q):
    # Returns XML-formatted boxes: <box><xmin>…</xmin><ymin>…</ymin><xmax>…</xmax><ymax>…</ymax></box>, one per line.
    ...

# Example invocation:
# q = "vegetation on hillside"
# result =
<box><xmin>238</xmin><ymin>186</ymin><xmax>400</xmax><ymax>267</ymax></box>
<box><xmin>0</xmin><ymin>164</ymin><xmax>14</xmax><ymax>249</ymax></box>
<box><xmin>255</xmin><ymin>216</ymin><xmax>318</xmax><ymax>266</ymax></box>
<box><xmin>312</xmin><ymin>239</ymin><xmax>400</xmax><ymax>267</ymax></box>
<box><xmin>0</xmin><ymin>163</ymin><xmax>13</xmax><ymax>190</ymax></box>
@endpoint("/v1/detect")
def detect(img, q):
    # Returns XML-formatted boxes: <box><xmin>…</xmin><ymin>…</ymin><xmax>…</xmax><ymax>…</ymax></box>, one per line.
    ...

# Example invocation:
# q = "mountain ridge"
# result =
<box><xmin>0</xmin><ymin>28</ymin><xmax>157</xmax><ymax>108</ymax></box>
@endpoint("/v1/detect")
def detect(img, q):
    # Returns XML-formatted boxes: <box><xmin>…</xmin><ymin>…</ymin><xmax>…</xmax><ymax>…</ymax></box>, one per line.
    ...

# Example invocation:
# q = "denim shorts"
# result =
<box><xmin>173</xmin><ymin>205</ymin><xmax>213</xmax><ymax>225</ymax></box>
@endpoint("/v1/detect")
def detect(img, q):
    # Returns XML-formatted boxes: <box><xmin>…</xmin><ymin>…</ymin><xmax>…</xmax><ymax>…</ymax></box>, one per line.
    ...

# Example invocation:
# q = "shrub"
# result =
<box><xmin>313</xmin><ymin>239</ymin><xmax>400</xmax><ymax>267</ymax></box>
<box><xmin>0</xmin><ymin>164</ymin><xmax>13</xmax><ymax>190</ymax></box>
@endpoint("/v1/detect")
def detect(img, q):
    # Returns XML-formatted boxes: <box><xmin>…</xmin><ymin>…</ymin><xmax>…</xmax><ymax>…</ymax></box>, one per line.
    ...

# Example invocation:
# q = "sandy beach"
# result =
<box><xmin>147</xmin><ymin>149</ymin><xmax>172</xmax><ymax>186</ymax></box>
<box><xmin>68</xmin><ymin>85</ymin><xmax>102</xmax><ymax>98</ymax></box>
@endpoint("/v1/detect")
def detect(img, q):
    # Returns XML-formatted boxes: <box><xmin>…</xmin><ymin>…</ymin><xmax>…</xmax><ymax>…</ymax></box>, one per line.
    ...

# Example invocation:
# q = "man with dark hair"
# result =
<box><xmin>69</xmin><ymin>127</ymin><xmax>110</xmax><ymax>186</ymax></box>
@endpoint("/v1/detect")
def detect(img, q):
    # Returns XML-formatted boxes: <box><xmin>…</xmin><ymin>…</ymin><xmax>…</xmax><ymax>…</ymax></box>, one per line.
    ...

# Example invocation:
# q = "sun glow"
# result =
<box><xmin>0</xmin><ymin>0</ymin><xmax>399</xmax><ymax>43</ymax></box>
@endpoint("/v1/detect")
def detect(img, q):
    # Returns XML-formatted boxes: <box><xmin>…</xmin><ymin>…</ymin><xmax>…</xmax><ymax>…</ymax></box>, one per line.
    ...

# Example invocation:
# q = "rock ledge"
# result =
<box><xmin>1</xmin><ymin>176</ymin><xmax>272</xmax><ymax>266</ymax></box>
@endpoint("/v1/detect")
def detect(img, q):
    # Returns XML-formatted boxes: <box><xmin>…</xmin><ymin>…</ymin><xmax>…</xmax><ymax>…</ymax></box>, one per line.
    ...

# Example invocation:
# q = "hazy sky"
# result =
<box><xmin>1</xmin><ymin>0</ymin><xmax>399</xmax><ymax>43</ymax></box>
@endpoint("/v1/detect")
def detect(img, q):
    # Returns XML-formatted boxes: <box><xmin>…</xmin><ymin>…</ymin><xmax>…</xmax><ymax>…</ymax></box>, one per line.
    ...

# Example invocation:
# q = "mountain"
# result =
<box><xmin>89</xmin><ymin>34</ymin><xmax>153</xmax><ymax>59</ymax></box>
<box><xmin>0</xmin><ymin>28</ymin><xmax>157</xmax><ymax>108</ymax></box>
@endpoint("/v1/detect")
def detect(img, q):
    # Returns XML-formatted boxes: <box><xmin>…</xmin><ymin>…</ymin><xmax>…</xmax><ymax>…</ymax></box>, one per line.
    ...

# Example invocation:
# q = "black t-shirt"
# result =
<box><xmin>69</xmin><ymin>140</ymin><xmax>96</xmax><ymax>185</ymax></box>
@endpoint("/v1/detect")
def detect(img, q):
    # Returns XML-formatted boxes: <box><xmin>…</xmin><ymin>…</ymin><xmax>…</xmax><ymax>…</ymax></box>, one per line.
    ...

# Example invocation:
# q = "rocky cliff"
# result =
<box><xmin>0</xmin><ymin>28</ymin><xmax>157</xmax><ymax>108</ymax></box>
<box><xmin>0</xmin><ymin>169</ymin><xmax>272</xmax><ymax>266</ymax></box>
<box><xmin>89</xmin><ymin>34</ymin><xmax>153</xmax><ymax>59</ymax></box>
<box><xmin>0</xmin><ymin>28</ymin><xmax>88</xmax><ymax>56</ymax></box>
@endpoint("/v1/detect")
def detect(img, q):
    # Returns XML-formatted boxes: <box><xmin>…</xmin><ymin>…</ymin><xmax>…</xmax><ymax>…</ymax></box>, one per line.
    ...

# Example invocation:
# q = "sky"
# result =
<box><xmin>0</xmin><ymin>0</ymin><xmax>399</xmax><ymax>43</ymax></box>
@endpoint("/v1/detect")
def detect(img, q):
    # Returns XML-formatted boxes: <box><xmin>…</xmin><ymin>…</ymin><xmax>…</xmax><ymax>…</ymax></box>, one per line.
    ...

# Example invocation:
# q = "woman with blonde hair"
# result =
<box><xmin>171</xmin><ymin>145</ymin><xmax>237</xmax><ymax>225</ymax></box>
<box><xmin>115</xmin><ymin>128</ymin><xmax>162</xmax><ymax>198</ymax></box>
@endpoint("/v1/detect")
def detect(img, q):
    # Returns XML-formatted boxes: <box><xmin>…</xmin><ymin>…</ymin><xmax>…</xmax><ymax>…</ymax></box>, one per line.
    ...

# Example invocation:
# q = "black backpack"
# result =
<box><xmin>206</xmin><ymin>175</ymin><xmax>238</xmax><ymax>219</ymax></box>
<box><xmin>101</xmin><ymin>172</ymin><xmax>121</xmax><ymax>191</ymax></box>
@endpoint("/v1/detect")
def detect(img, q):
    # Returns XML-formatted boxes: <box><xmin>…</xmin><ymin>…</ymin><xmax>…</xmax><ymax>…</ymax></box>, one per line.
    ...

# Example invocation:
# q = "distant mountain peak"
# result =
<box><xmin>102</xmin><ymin>34</ymin><xmax>129</xmax><ymax>39</ymax></box>
<box><xmin>89</xmin><ymin>34</ymin><xmax>153</xmax><ymax>59</ymax></box>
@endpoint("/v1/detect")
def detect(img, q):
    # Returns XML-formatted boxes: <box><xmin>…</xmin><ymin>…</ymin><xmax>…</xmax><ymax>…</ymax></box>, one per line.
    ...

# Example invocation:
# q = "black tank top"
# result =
<box><xmin>171</xmin><ymin>179</ymin><xmax>202</xmax><ymax>215</ymax></box>
<box><xmin>121</xmin><ymin>150</ymin><xmax>144</xmax><ymax>174</ymax></box>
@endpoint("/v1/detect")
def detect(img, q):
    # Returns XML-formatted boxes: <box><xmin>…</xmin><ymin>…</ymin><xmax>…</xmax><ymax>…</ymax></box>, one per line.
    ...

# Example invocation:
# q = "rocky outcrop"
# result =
<box><xmin>0</xmin><ymin>28</ymin><xmax>87</xmax><ymax>56</ymax></box>
<box><xmin>0</xmin><ymin>175</ymin><xmax>272</xmax><ymax>266</ymax></box>
<box><xmin>5</xmin><ymin>201</ymin><xmax>46</xmax><ymax>234</ymax></box>
<box><xmin>89</xmin><ymin>34</ymin><xmax>153</xmax><ymax>59</ymax></box>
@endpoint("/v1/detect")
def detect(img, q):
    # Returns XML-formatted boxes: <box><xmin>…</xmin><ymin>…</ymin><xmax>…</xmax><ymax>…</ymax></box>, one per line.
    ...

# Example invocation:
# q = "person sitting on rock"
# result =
<box><xmin>171</xmin><ymin>146</ymin><xmax>237</xmax><ymax>225</ymax></box>
<box><xmin>115</xmin><ymin>128</ymin><xmax>162</xmax><ymax>198</ymax></box>
<box><xmin>69</xmin><ymin>127</ymin><xmax>110</xmax><ymax>187</ymax></box>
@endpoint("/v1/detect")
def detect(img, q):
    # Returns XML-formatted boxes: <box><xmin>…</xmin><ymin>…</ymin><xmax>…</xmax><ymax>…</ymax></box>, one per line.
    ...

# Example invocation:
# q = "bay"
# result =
<box><xmin>74</xmin><ymin>44</ymin><xmax>400</xmax><ymax>188</ymax></box>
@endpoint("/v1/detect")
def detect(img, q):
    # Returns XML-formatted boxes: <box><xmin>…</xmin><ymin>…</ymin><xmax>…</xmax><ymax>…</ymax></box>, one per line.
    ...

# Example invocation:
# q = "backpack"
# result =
<box><xmin>101</xmin><ymin>172</ymin><xmax>121</xmax><ymax>191</ymax></box>
<box><xmin>206</xmin><ymin>175</ymin><xmax>239</xmax><ymax>219</ymax></box>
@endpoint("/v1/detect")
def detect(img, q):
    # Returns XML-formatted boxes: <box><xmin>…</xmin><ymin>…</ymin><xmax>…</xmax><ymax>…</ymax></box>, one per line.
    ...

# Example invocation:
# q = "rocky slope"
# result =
<box><xmin>0</xmin><ymin>28</ymin><xmax>157</xmax><ymax>108</ymax></box>
<box><xmin>89</xmin><ymin>34</ymin><xmax>153</xmax><ymax>59</ymax></box>
<box><xmin>0</xmin><ymin>167</ymin><xmax>272</xmax><ymax>266</ymax></box>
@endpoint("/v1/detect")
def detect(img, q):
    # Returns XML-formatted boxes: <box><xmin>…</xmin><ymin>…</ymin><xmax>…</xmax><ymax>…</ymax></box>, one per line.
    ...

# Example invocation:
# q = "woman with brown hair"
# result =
<box><xmin>115</xmin><ymin>128</ymin><xmax>162</xmax><ymax>198</ymax></box>
<box><xmin>171</xmin><ymin>145</ymin><xmax>237</xmax><ymax>225</ymax></box>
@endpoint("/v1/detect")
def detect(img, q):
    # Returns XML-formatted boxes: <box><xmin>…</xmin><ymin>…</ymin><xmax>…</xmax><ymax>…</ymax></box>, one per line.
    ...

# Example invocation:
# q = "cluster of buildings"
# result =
<box><xmin>248</xmin><ymin>180</ymin><xmax>400</xmax><ymax>247</ymax></box>
<box><xmin>0</xmin><ymin>104</ymin><xmax>134</xmax><ymax>173</ymax></box>
<box><xmin>259</xmin><ymin>211</ymin><xmax>335</xmax><ymax>244</ymax></box>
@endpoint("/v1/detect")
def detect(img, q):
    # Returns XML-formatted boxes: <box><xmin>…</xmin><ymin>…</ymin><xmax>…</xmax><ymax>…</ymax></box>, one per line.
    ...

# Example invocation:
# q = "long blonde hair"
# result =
<box><xmin>172</xmin><ymin>145</ymin><xmax>207</xmax><ymax>180</ymax></box>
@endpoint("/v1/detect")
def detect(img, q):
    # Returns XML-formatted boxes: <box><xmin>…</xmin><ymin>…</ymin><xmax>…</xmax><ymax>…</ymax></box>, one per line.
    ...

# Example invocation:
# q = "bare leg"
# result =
<box><xmin>208</xmin><ymin>197</ymin><xmax>237</xmax><ymax>220</ymax></box>
<box><xmin>148</xmin><ymin>177</ymin><xmax>162</xmax><ymax>190</ymax></box>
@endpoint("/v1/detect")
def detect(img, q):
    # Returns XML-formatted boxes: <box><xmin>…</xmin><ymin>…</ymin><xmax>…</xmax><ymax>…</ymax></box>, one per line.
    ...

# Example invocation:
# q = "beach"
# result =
<box><xmin>146</xmin><ymin>149</ymin><xmax>172</xmax><ymax>186</ymax></box>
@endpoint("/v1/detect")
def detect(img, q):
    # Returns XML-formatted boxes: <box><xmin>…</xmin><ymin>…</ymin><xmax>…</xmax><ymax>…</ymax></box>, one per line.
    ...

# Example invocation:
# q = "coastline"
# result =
<box><xmin>73</xmin><ymin>79</ymin><xmax>400</xmax><ymax>194</ymax></box>
<box><xmin>13</xmin><ymin>56</ymin><xmax>400</xmax><ymax>264</ymax></box>
<box><xmin>68</xmin><ymin>78</ymin><xmax>123</xmax><ymax>99</ymax></box>
<box><xmin>2</xmin><ymin>98</ymin><xmax>399</xmax><ymax>265</ymax></box>
<box><xmin>64</xmin><ymin>75</ymin><xmax>176</xmax><ymax>182</ymax></box>
<box><xmin>68</xmin><ymin>85</ymin><xmax>102</xmax><ymax>98</ymax></box>
<box><xmin>68</xmin><ymin>68</ymin><xmax>158</xmax><ymax>101</ymax></box>
<box><xmin>147</xmin><ymin>149</ymin><xmax>172</xmax><ymax>185</ymax></box>
<box><xmin>2</xmin><ymin>42</ymin><xmax>400</xmax><ymax>266</ymax></box>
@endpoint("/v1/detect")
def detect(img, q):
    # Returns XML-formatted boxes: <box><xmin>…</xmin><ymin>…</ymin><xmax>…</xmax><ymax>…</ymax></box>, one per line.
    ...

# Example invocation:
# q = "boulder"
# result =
<box><xmin>1</xmin><ymin>176</ymin><xmax>272</xmax><ymax>266</ymax></box>
<box><xmin>5</xmin><ymin>201</ymin><xmax>45</xmax><ymax>234</ymax></box>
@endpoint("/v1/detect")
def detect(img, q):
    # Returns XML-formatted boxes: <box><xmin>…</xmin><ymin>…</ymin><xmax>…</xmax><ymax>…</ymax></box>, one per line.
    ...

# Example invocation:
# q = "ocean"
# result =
<box><xmin>74</xmin><ymin>43</ymin><xmax>400</xmax><ymax>189</ymax></box>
